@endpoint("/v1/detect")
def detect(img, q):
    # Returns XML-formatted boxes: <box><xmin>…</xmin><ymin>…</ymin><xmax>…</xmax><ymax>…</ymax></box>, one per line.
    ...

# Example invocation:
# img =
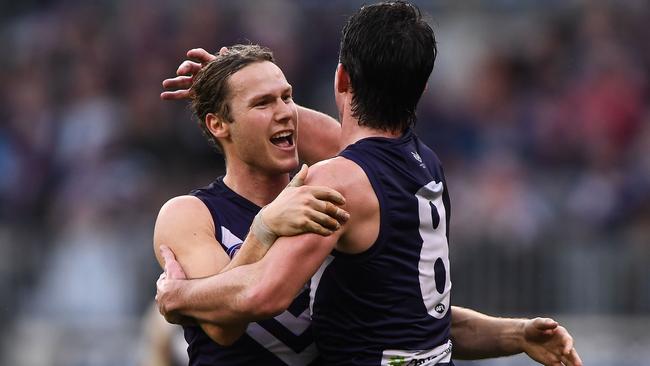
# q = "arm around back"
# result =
<box><xmin>172</xmin><ymin>159</ymin><xmax>351</xmax><ymax>322</ymax></box>
<box><xmin>296</xmin><ymin>106</ymin><xmax>342</xmax><ymax>165</ymax></box>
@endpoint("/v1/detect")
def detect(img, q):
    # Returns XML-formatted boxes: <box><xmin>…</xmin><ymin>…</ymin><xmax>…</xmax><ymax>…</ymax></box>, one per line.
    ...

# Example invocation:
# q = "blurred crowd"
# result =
<box><xmin>0</xmin><ymin>0</ymin><xmax>648</xmax><ymax>364</ymax></box>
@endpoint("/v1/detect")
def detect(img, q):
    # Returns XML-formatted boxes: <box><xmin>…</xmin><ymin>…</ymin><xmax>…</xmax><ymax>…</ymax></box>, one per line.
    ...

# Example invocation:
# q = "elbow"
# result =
<box><xmin>212</xmin><ymin>332</ymin><xmax>241</xmax><ymax>347</ymax></box>
<box><xmin>243</xmin><ymin>283</ymin><xmax>292</xmax><ymax>319</ymax></box>
<box><xmin>202</xmin><ymin>325</ymin><xmax>244</xmax><ymax>347</ymax></box>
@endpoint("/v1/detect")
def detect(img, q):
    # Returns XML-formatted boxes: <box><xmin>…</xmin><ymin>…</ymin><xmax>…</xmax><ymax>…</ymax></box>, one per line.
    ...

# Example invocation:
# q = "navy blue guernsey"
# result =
<box><xmin>310</xmin><ymin>129</ymin><xmax>454</xmax><ymax>365</ymax></box>
<box><xmin>185</xmin><ymin>177</ymin><xmax>319</xmax><ymax>366</ymax></box>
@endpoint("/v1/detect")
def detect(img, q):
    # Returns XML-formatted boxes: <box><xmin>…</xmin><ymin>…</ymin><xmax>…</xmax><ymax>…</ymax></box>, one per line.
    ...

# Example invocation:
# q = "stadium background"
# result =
<box><xmin>1</xmin><ymin>0</ymin><xmax>648</xmax><ymax>365</ymax></box>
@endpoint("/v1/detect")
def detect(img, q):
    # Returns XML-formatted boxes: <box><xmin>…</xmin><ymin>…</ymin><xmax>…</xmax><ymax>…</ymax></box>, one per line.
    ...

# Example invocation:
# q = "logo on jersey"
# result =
<box><xmin>434</xmin><ymin>304</ymin><xmax>446</xmax><ymax>314</ymax></box>
<box><xmin>411</xmin><ymin>152</ymin><xmax>426</xmax><ymax>168</ymax></box>
<box><xmin>382</xmin><ymin>340</ymin><xmax>453</xmax><ymax>366</ymax></box>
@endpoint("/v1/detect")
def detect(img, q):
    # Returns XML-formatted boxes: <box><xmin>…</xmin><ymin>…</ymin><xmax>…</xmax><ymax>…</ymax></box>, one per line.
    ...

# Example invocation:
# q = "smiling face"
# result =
<box><xmin>220</xmin><ymin>61</ymin><xmax>299</xmax><ymax>175</ymax></box>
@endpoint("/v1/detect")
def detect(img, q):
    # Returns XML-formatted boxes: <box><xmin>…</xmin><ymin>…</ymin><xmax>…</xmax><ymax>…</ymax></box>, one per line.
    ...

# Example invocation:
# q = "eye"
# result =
<box><xmin>282</xmin><ymin>94</ymin><xmax>293</xmax><ymax>103</ymax></box>
<box><xmin>254</xmin><ymin>100</ymin><xmax>270</xmax><ymax>108</ymax></box>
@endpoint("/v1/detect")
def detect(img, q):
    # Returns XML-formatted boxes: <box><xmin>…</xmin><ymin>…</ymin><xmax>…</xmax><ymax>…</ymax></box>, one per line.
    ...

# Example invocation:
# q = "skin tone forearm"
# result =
<box><xmin>296</xmin><ymin>105</ymin><xmax>341</xmax><ymax>165</ymax></box>
<box><xmin>199</xmin><ymin>234</ymin><xmax>270</xmax><ymax>343</ymax></box>
<box><xmin>160</xmin><ymin>257</ymin><xmax>264</xmax><ymax>325</ymax></box>
<box><xmin>451</xmin><ymin>306</ymin><xmax>525</xmax><ymax>359</ymax></box>
<box><xmin>450</xmin><ymin>306</ymin><xmax>583</xmax><ymax>366</ymax></box>
<box><xmin>159</xmin><ymin>225</ymin><xmax>340</xmax><ymax>326</ymax></box>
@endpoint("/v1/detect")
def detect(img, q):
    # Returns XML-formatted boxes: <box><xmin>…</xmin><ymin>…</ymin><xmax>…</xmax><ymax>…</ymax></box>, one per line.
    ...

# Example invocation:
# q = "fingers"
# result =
<box><xmin>160</xmin><ymin>245</ymin><xmax>175</xmax><ymax>264</ymax></box>
<box><xmin>218</xmin><ymin>47</ymin><xmax>229</xmax><ymax>55</ymax></box>
<box><xmin>308</xmin><ymin>186</ymin><xmax>346</xmax><ymax>206</ymax></box>
<box><xmin>534</xmin><ymin>317</ymin><xmax>559</xmax><ymax>331</ymax></box>
<box><xmin>321</xmin><ymin>201</ymin><xmax>350</xmax><ymax>223</ymax></box>
<box><xmin>176</xmin><ymin>60</ymin><xmax>203</xmax><ymax>76</ymax></box>
<box><xmin>160</xmin><ymin>245</ymin><xmax>187</xmax><ymax>279</ymax></box>
<box><xmin>187</xmin><ymin>48</ymin><xmax>218</xmax><ymax>64</ymax></box>
<box><xmin>551</xmin><ymin>325</ymin><xmax>573</xmax><ymax>355</ymax></box>
<box><xmin>564</xmin><ymin>348</ymin><xmax>583</xmax><ymax>366</ymax></box>
<box><xmin>303</xmin><ymin>219</ymin><xmax>335</xmax><ymax>236</ymax></box>
<box><xmin>307</xmin><ymin>210</ymin><xmax>341</xmax><ymax>232</ymax></box>
<box><xmin>288</xmin><ymin>164</ymin><xmax>308</xmax><ymax>187</ymax></box>
<box><xmin>160</xmin><ymin>74</ymin><xmax>193</xmax><ymax>100</ymax></box>
<box><xmin>162</xmin><ymin>75</ymin><xmax>193</xmax><ymax>90</ymax></box>
<box><xmin>160</xmin><ymin>89</ymin><xmax>192</xmax><ymax>100</ymax></box>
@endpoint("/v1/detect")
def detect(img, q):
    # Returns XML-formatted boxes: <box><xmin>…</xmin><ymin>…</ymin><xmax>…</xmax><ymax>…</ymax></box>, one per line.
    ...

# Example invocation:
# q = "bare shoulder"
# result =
<box><xmin>153</xmin><ymin>195</ymin><xmax>223</xmax><ymax>272</ymax></box>
<box><xmin>306</xmin><ymin>157</ymin><xmax>379</xmax><ymax>253</ymax></box>
<box><xmin>306</xmin><ymin>156</ymin><xmax>368</xmax><ymax>193</ymax></box>
<box><xmin>155</xmin><ymin>196</ymin><xmax>215</xmax><ymax>237</ymax></box>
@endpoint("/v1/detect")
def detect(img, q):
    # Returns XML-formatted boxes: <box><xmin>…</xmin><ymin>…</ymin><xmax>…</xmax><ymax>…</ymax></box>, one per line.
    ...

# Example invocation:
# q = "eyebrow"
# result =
<box><xmin>248</xmin><ymin>85</ymin><xmax>292</xmax><ymax>106</ymax></box>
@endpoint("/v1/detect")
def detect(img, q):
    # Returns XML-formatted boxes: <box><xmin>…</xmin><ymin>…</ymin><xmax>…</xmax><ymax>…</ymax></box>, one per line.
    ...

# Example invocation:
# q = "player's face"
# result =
<box><xmin>227</xmin><ymin>61</ymin><xmax>299</xmax><ymax>174</ymax></box>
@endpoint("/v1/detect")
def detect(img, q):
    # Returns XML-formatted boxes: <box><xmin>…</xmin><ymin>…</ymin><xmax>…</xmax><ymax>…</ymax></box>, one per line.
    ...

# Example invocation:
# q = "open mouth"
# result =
<box><xmin>270</xmin><ymin>131</ymin><xmax>294</xmax><ymax>148</ymax></box>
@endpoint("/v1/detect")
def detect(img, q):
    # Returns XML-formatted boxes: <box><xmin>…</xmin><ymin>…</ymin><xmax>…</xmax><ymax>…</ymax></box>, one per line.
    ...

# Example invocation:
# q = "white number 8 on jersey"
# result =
<box><xmin>415</xmin><ymin>181</ymin><xmax>452</xmax><ymax>319</ymax></box>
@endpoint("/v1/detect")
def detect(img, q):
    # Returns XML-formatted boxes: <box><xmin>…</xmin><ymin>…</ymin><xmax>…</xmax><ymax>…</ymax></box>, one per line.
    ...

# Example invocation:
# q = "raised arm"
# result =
<box><xmin>450</xmin><ymin>306</ymin><xmax>582</xmax><ymax>366</ymax></box>
<box><xmin>296</xmin><ymin>106</ymin><xmax>341</xmax><ymax>165</ymax></box>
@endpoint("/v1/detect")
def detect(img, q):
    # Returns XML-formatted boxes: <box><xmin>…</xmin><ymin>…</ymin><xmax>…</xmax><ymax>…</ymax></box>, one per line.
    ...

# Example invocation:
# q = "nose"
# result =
<box><xmin>274</xmin><ymin>98</ymin><xmax>294</xmax><ymax>125</ymax></box>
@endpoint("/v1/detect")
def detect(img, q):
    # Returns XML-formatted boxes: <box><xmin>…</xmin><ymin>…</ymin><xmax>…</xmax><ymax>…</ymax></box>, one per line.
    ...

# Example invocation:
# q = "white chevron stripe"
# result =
<box><xmin>246</xmin><ymin>322</ymin><xmax>319</xmax><ymax>365</ymax></box>
<box><xmin>220</xmin><ymin>226</ymin><xmax>243</xmax><ymax>249</ymax></box>
<box><xmin>273</xmin><ymin>308</ymin><xmax>311</xmax><ymax>335</ymax></box>
<box><xmin>309</xmin><ymin>255</ymin><xmax>334</xmax><ymax>315</ymax></box>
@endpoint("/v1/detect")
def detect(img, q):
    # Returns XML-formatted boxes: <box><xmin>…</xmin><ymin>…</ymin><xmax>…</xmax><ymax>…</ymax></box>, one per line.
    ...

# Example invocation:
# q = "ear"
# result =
<box><xmin>335</xmin><ymin>63</ymin><xmax>350</xmax><ymax>93</ymax></box>
<box><xmin>205</xmin><ymin>113</ymin><xmax>230</xmax><ymax>140</ymax></box>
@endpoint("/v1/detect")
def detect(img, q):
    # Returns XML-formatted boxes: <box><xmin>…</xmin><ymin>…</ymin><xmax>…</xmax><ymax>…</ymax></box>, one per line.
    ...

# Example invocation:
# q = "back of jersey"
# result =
<box><xmin>310</xmin><ymin>129</ymin><xmax>454</xmax><ymax>366</ymax></box>
<box><xmin>184</xmin><ymin>177</ymin><xmax>319</xmax><ymax>366</ymax></box>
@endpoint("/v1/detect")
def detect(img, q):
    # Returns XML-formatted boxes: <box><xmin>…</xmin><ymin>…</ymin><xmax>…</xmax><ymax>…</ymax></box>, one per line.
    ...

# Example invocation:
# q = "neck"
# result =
<box><xmin>339</xmin><ymin>110</ymin><xmax>403</xmax><ymax>147</ymax></box>
<box><xmin>222</xmin><ymin>159</ymin><xmax>290</xmax><ymax>207</ymax></box>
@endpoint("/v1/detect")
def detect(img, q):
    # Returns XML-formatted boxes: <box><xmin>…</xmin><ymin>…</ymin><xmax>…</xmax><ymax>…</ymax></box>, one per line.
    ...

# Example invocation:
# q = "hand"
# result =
<box><xmin>521</xmin><ymin>318</ymin><xmax>583</xmax><ymax>366</ymax></box>
<box><xmin>155</xmin><ymin>245</ymin><xmax>195</xmax><ymax>325</ymax></box>
<box><xmin>160</xmin><ymin>47</ymin><xmax>227</xmax><ymax>100</ymax></box>
<box><xmin>260</xmin><ymin>163</ymin><xmax>349</xmax><ymax>238</ymax></box>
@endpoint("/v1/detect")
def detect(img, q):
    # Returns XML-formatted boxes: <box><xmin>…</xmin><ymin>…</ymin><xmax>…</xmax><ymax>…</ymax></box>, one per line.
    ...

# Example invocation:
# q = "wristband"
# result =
<box><xmin>251</xmin><ymin>207</ymin><xmax>277</xmax><ymax>247</ymax></box>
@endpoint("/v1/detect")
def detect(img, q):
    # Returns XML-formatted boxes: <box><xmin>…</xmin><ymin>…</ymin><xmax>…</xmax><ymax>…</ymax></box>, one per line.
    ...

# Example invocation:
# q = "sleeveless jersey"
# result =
<box><xmin>184</xmin><ymin>177</ymin><xmax>319</xmax><ymax>366</ymax></box>
<box><xmin>310</xmin><ymin>129</ymin><xmax>454</xmax><ymax>365</ymax></box>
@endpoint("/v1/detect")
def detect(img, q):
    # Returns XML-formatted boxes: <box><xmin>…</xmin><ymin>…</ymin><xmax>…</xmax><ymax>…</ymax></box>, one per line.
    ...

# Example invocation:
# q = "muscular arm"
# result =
<box><xmin>161</xmin><ymin>217</ymin><xmax>341</xmax><ymax>325</ymax></box>
<box><xmin>158</xmin><ymin>161</ymin><xmax>351</xmax><ymax>325</ymax></box>
<box><xmin>296</xmin><ymin>106</ymin><xmax>341</xmax><ymax>165</ymax></box>
<box><xmin>154</xmin><ymin>196</ymin><xmax>247</xmax><ymax>345</ymax></box>
<box><xmin>450</xmin><ymin>306</ymin><xmax>524</xmax><ymax>359</ymax></box>
<box><xmin>450</xmin><ymin>306</ymin><xmax>582</xmax><ymax>365</ymax></box>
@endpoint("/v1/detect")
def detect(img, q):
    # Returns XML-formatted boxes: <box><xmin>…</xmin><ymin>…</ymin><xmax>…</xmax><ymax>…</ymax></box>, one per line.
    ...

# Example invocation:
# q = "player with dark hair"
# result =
<box><xmin>157</xmin><ymin>2</ymin><xmax>582</xmax><ymax>365</ymax></box>
<box><xmin>153</xmin><ymin>44</ymin><xmax>350</xmax><ymax>365</ymax></box>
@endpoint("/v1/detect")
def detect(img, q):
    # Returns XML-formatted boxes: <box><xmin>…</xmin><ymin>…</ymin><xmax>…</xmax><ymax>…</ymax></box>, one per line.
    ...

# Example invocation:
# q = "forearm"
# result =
<box><xmin>450</xmin><ymin>306</ymin><xmax>525</xmax><ymax>360</ymax></box>
<box><xmin>187</xmin><ymin>236</ymin><xmax>262</xmax><ymax>343</ymax></box>
<box><xmin>164</xmin><ymin>264</ymin><xmax>263</xmax><ymax>325</ymax></box>
<box><xmin>296</xmin><ymin>105</ymin><xmax>341</xmax><ymax>165</ymax></box>
<box><xmin>220</xmin><ymin>233</ymin><xmax>268</xmax><ymax>273</ymax></box>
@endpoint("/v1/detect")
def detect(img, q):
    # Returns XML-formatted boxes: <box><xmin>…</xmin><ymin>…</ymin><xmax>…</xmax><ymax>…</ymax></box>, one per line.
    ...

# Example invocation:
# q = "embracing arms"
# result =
<box><xmin>154</xmin><ymin>166</ymin><xmax>348</xmax><ymax>345</ymax></box>
<box><xmin>156</xmin><ymin>159</ymin><xmax>352</xmax><ymax>325</ymax></box>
